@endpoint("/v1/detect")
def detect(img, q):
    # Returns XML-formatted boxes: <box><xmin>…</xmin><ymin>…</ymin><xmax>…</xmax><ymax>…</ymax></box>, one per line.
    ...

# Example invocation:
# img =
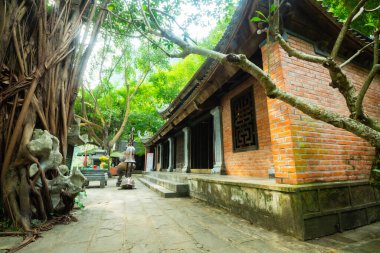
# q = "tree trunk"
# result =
<box><xmin>0</xmin><ymin>0</ymin><xmax>104</xmax><ymax>231</ymax></box>
<box><xmin>370</xmin><ymin>148</ymin><xmax>380</xmax><ymax>186</ymax></box>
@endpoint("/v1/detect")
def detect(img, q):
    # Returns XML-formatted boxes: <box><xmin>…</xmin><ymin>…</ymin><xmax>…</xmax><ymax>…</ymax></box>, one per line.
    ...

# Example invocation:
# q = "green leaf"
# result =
<box><xmin>270</xmin><ymin>4</ymin><xmax>277</xmax><ymax>13</ymax></box>
<box><xmin>364</xmin><ymin>23</ymin><xmax>376</xmax><ymax>28</ymax></box>
<box><xmin>107</xmin><ymin>3</ymin><xmax>115</xmax><ymax>11</ymax></box>
<box><xmin>250</xmin><ymin>16</ymin><xmax>262</xmax><ymax>22</ymax></box>
<box><xmin>256</xmin><ymin>10</ymin><xmax>267</xmax><ymax>19</ymax></box>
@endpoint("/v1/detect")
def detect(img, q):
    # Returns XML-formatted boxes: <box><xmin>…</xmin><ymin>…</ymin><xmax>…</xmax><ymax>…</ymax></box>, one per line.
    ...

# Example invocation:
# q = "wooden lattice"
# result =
<box><xmin>231</xmin><ymin>87</ymin><xmax>258</xmax><ymax>151</ymax></box>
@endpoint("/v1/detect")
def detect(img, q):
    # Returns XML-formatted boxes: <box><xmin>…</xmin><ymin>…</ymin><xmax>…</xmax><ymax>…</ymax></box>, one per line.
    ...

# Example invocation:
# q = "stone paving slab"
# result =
<box><xmin>0</xmin><ymin>177</ymin><xmax>379</xmax><ymax>253</ymax></box>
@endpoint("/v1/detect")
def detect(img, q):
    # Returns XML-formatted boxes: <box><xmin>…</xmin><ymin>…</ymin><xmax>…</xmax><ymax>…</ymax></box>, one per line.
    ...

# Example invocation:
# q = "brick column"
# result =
<box><xmin>182</xmin><ymin>127</ymin><xmax>191</xmax><ymax>173</ymax></box>
<box><xmin>210</xmin><ymin>106</ymin><xmax>226</xmax><ymax>174</ymax></box>
<box><xmin>262</xmin><ymin>42</ymin><xmax>298</xmax><ymax>184</ymax></box>
<box><xmin>168</xmin><ymin>137</ymin><xmax>174</xmax><ymax>172</ymax></box>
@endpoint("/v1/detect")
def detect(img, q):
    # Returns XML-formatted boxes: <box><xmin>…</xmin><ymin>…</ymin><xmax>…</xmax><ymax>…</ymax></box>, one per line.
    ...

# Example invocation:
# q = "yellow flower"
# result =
<box><xmin>99</xmin><ymin>156</ymin><xmax>109</xmax><ymax>162</ymax></box>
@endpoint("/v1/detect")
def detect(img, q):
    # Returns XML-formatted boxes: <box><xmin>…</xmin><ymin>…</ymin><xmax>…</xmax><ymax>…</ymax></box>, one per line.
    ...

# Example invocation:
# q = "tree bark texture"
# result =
<box><xmin>0</xmin><ymin>0</ymin><xmax>105</xmax><ymax>231</ymax></box>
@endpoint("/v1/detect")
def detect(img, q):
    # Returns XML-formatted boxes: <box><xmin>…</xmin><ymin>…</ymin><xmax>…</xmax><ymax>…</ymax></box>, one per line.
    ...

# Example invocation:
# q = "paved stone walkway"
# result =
<box><xmin>1</xmin><ymin>177</ymin><xmax>379</xmax><ymax>253</ymax></box>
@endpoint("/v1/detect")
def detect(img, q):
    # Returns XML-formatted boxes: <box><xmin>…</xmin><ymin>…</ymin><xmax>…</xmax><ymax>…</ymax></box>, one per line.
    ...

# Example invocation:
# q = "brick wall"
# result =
<box><xmin>221</xmin><ymin>79</ymin><xmax>274</xmax><ymax>177</ymax></box>
<box><xmin>263</xmin><ymin>35</ymin><xmax>380</xmax><ymax>184</ymax></box>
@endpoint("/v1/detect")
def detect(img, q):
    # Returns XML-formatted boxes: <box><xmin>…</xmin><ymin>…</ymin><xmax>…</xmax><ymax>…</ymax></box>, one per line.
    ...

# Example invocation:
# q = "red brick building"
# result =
<box><xmin>144</xmin><ymin>0</ymin><xmax>379</xmax><ymax>185</ymax></box>
<box><xmin>141</xmin><ymin>0</ymin><xmax>380</xmax><ymax>239</ymax></box>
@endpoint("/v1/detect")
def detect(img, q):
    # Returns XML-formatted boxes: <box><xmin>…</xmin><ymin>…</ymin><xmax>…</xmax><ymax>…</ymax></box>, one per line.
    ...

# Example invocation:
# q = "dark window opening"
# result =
<box><xmin>191</xmin><ymin>116</ymin><xmax>214</xmax><ymax>169</ymax></box>
<box><xmin>162</xmin><ymin>141</ymin><xmax>170</xmax><ymax>169</ymax></box>
<box><xmin>231</xmin><ymin>87</ymin><xmax>258</xmax><ymax>152</ymax></box>
<box><xmin>175</xmin><ymin>133</ymin><xmax>184</xmax><ymax>169</ymax></box>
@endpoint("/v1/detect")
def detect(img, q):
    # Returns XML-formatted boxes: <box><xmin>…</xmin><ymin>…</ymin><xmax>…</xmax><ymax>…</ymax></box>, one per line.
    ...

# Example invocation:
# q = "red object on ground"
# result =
<box><xmin>109</xmin><ymin>166</ymin><xmax>118</xmax><ymax>176</ymax></box>
<box><xmin>93</xmin><ymin>165</ymin><xmax>97</xmax><ymax>169</ymax></box>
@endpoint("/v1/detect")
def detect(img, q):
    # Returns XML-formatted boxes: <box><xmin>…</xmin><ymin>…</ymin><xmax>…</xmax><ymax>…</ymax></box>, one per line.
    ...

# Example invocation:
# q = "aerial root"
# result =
<box><xmin>3</xmin><ymin>214</ymin><xmax>78</xmax><ymax>253</ymax></box>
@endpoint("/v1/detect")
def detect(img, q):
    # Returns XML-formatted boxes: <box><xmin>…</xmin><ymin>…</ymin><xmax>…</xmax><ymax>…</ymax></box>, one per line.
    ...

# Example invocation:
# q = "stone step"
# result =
<box><xmin>143</xmin><ymin>175</ymin><xmax>189</xmax><ymax>196</ymax></box>
<box><xmin>138</xmin><ymin>178</ymin><xmax>178</xmax><ymax>198</ymax></box>
<box><xmin>144</xmin><ymin>171</ymin><xmax>189</xmax><ymax>183</ymax></box>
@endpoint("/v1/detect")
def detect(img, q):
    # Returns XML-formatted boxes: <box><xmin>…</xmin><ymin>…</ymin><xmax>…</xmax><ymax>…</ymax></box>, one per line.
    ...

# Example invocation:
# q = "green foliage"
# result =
<box><xmin>74</xmin><ymin>191</ymin><xmax>87</xmax><ymax>209</ymax></box>
<box><xmin>322</xmin><ymin>0</ymin><xmax>380</xmax><ymax>36</ymax></box>
<box><xmin>0</xmin><ymin>218</ymin><xmax>20</xmax><ymax>232</ymax></box>
<box><xmin>76</xmin><ymin>0</ymin><xmax>237</xmax><ymax>147</ymax></box>
<box><xmin>147</xmin><ymin>4</ymin><xmax>235</xmax><ymax>104</ymax></box>
<box><xmin>250</xmin><ymin>2</ymin><xmax>278</xmax><ymax>23</ymax></box>
<box><xmin>249</xmin><ymin>0</ymin><xmax>379</xmax><ymax>36</ymax></box>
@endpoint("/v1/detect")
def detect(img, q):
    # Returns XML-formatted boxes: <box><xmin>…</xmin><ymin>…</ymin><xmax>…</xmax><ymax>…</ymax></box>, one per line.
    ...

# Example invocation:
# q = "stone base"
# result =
<box><xmin>188</xmin><ymin>177</ymin><xmax>380</xmax><ymax>240</ymax></box>
<box><xmin>211</xmin><ymin>164</ymin><xmax>226</xmax><ymax>175</ymax></box>
<box><xmin>144</xmin><ymin>172</ymin><xmax>380</xmax><ymax>240</ymax></box>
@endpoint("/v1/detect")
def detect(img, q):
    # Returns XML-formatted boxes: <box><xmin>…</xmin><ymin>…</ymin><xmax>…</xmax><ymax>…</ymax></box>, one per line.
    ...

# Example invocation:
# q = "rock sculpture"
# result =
<box><xmin>27</xmin><ymin>129</ymin><xmax>86</xmax><ymax>214</ymax></box>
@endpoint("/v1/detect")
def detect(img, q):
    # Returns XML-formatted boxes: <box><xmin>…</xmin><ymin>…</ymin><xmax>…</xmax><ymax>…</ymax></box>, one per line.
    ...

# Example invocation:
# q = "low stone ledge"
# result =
<box><xmin>144</xmin><ymin>172</ymin><xmax>380</xmax><ymax>240</ymax></box>
<box><xmin>186</xmin><ymin>176</ymin><xmax>380</xmax><ymax>240</ymax></box>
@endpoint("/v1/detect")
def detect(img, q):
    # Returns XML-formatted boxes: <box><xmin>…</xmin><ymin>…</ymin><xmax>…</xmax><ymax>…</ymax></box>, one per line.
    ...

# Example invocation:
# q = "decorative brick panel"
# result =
<box><xmin>221</xmin><ymin>79</ymin><xmax>274</xmax><ymax>177</ymax></box>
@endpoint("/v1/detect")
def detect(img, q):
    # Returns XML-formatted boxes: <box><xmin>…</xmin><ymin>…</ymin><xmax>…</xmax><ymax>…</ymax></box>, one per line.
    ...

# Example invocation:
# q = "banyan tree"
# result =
<box><xmin>0</xmin><ymin>0</ymin><xmax>108</xmax><ymax>232</ymax></box>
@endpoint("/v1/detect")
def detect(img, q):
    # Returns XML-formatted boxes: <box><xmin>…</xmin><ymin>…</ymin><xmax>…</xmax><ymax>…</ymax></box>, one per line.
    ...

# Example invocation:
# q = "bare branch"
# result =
<box><xmin>275</xmin><ymin>33</ymin><xmax>358</xmax><ymax>117</ymax></box>
<box><xmin>152</xmin><ymin>25</ymin><xmax>380</xmax><ymax>147</ymax></box>
<box><xmin>80</xmin><ymin>84</ymin><xmax>103</xmax><ymax>144</ymax></box>
<box><xmin>137</xmin><ymin>0</ymin><xmax>151</xmax><ymax>30</ymax></box>
<box><xmin>84</xmin><ymin>84</ymin><xmax>98</xmax><ymax>109</ymax></box>
<box><xmin>355</xmin><ymin>27</ymin><xmax>380</xmax><ymax>127</ymax></box>
<box><xmin>275</xmin><ymin>34</ymin><xmax>326</xmax><ymax>64</ymax></box>
<box><xmin>75</xmin><ymin>115</ymin><xmax>103</xmax><ymax>130</ymax></box>
<box><xmin>331</xmin><ymin>0</ymin><xmax>368</xmax><ymax>59</ymax></box>
<box><xmin>99</xmin><ymin>29</ymin><xmax>111</xmax><ymax>83</ymax></box>
<box><xmin>355</xmin><ymin>64</ymin><xmax>380</xmax><ymax>115</ymax></box>
<box><xmin>108</xmin><ymin>67</ymin><xmax>130</xmax><ymax>147</ymax></box>
<box><xmin>139</xmin><ymin>31</ymin><xmax>188</xmax><ymax>58</ymax></box>
<box><xmin>86</xmin><ymin>128</ymin><xmax>102</xmax><ymax>146</ymax></box>
<box><xmin>226</xmin><ymin>54</ymin><xmax>380</xmax><ymax>147</ymax></box>
<box><xmin>340</xmin><ymin>41</ymin><xmax>374</xmax><ymax>68</ymax></box>
<box><xmin>129</xmin><ymin>70</ymin><xmax>149</xmax><ymax>101</ymax></box>
<box><xmin>151</xmin><ymin>8</ymin><xmax>197</xmax><ymax>44</ymax></box>
<box><xmin>364</xmin><ymin>5</ymin><xmax>380</xmax><ymax>12</ymax></box>
<box><xmin>103</xmin><ymin>45</ymin><xmax>130</xmax><ymax>84</ymax></box>
<box><xmin>352</xmin><ymin>7</ymin><xmax>365</xmax><ymax>22</ymax></box>
<box><xmin>147</xmin><ymin>0</ymin><xmax>162</xmax><ymax>33</ymax></box>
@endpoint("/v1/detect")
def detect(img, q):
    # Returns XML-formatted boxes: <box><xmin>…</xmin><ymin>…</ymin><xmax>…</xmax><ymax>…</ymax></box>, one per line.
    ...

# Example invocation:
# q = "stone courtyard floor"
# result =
<box><xmin>1</xmin><ymin>177</ymin><xmax>380</xmax><ymax>253</ymax></box>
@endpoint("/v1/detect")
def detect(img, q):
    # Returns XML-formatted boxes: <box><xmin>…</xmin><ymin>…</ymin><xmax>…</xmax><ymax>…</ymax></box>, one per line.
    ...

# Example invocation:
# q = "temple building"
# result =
<box><xmin>142</xmin><ymin>0</ymin><xmax>380</xmax><ymax>240</ymax></box>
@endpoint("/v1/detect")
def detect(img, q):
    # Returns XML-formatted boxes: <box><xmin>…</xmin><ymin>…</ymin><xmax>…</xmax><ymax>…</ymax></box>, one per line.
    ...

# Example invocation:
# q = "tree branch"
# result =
<box><xmin>356</xmin><ymin>65</ymin><xmax>380</xmax><ymax>117</ymax></box>
<box><xmin>151</xmin><ymin>8</ymin><xmax>197</xmax><ymax>44</ymax></box>
<box><xmin>275</xmin><ymin>33</ymin><xmax>326</xmax><ymax>64</ymax></box>
<box><xmin>137</xmin><ymin>0</ymin><xmax>151</xmax><ymax>30</ymax></box>
<box><xmin>331</xmin><ymin>0</ymin><xmax>368</xmax><ymax>59</ymax></box>
<box><xmin>108</xmin><ymin>75</ymin><xmax>131</xmax><ymax>147</ymax></box>
<box><xmin>75</xmin><ymin>115</ymin><xmax>103</xmax><ymax>130</ymax></box>
<box><xmin>275</xmin><ymin>33</ymin><xmax>358</xmax><ymax>117</ymax></box>
<box><xmin>151</xmin><ymin>25</ymin><xmax>380</xmax><ymax>147</ymax></box>
<box><xmin>355</xmin><ymin>27</ymin><xmax>380</xmax><ymax>130</ymax></box>
<box><xmin>227</xmin><ymin>53</ymin><xmax>380</xmax><ymax>147</ymax></box>
<box><xmin>340</xmin><ymin>41</ymin><xmax>374</xmax><ymax>68</ymax></box>
<box><xmin>84</xmin><ymin>85</ymin><xmax>105</xmax><ymax>126</ymax></box>
<box><xmin>147</xmin><ymin>0</ymin><xmax>162</xmax><ymax>33</ymax></box>
<box><xmin>86</xmin><ymin>128</ymin><xmax>102</xmax><ymax>146</ymax></box>
<box><xmin>80</xmin><ymin>84</ymin><xmax>103</xmax><ymax>146</ymax></box>
<box><xmin>129</xmin><ymin>70</ymin><xmax>149</xmax><ymax>101</ymax></box>
<box><xmin>364</xmin><ymin>5</ymin><xmax>380</xmax><ymax>12</ymax></box>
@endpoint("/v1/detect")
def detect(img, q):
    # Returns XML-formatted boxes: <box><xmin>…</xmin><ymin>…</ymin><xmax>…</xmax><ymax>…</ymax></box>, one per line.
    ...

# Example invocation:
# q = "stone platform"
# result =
<box><xmin>7</xmin><ymin>178</ymin><xmax>380</xmax><ymax>253</ymax></box>
<box><xmin>142</xmin><ymin>172</ymin><xmax>380</xmax><ymax>240</ymax></box>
